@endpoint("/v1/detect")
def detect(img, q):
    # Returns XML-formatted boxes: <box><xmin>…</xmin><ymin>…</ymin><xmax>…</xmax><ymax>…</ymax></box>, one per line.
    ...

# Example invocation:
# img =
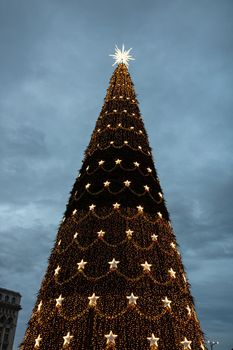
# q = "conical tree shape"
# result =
<box><xmin>20</xmin><ymin>63</ymin><xmax>206</xmax><ymax>350</ymax></box>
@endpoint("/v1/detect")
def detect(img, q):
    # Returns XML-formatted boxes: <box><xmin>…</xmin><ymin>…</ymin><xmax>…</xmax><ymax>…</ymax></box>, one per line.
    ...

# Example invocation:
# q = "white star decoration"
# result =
<box><xmin>126</xmin><ymin>228</ymin><xmax>134</xmax><ymax>239</ymax></box>
<box><xmin>115</xmin><ymin>159</ymin><xmax>122</xmax><ymax>164</ymax></box>
<box><xmin>162</xmin><ymin>296</ymin><xmax>172</xmax><ymax>309</ymax></box>
<box><xmin>74</xmin><ymin>232</ymin><xmax>78</xmax><ymax>239</ymax></box>
<box><xmin>151</xmin><ymin>234</ymin><xmax>158</xmax><ymax>241</ymax></box>
<box><xmin>137</xmin><ymin>205</ymin><xmax>144</xmax><ymax>212</ymax></box>
<box><xmin>144</xmin><ymin>185</ymin><xmax>150</xmax><ymax>191</ymax></box>
<box><xmin>104</xmin><ymin>180</ymin><xmax>111</xmax><ymax>187</ymax></box>
<box><xmin>56</xmin><ymin>294</ymin><xmax>64</xmax><ymax>308</ymax></box>
<box><xmin>88</xmin><ymin>293</ymin><xmax>100</xmax><ymax>307</ymax></box>
<box><xmin>105</xmin><ymin>330</ymin><xmax>118</xmax><ymax>344</ymax></box>
<box><xmin>34</xmin><ymin>334</ymin><xmax>42</xmax><ymax>347</ymax></box>
<box><xmin>180</xmin><ymin>337</ymin><xmax>192</xmax><ymax>349</ymax></box>
<box><xmin>113</xmin><ymin>202</ymin><xmax>120</xmax><ymax>209</ymax></box>
<box><xmin>63</xmin><ymin>332</ymin><xmax>74</xmax><ymax>346</ymax></box>
<box><xmin>124</xmin><ymin>180</ymin><xmax>131</xmax><ymax>187</ymax></box>
<box><xmin>109</xmin><ymin>44</ymin><xmax>135</xmax><ymax>67</ymax></box>
<box><xmin>157</xmin><ymin>212</ymin><xmax>162</xmax><ymax>218</ymax></box>
<box><xmin>77</xmin><ymin>259</ymin><xmax>87</xmax><ymax>270</ymax></box>
<box><xmin>141</xmin><ymin>261</ymin><xmax>152</xmax><ymax>272</ymax></box>
<box><xmin>97</xmin><ymin>230</ymin><xmax>105</xmax><ymax>238</ymax></box>
<box><xmin>126</xmin><ymin>293</ymin><xmax>138</xmax><ymax>305</ymax></box>
<box><xmin>89</xmin><ymin>204</ymin><xmax>96</xmax><ymax>211</ymax></box>
<box><xmin>186</xmin><ymin>305</ymin><xmax>192</xmax><ymax>316</ymax></box>
<box><xmin>108</xmin><ymin>258</ymin><xmax>120</xmax><ymax>270</ymax></box>
<box><xmin>37</xmin><ymin>301</ymin><xmax>42</xmax><ymax>312</ymax></box>
<box><xmin>85</xmin><ymin>183</ymin><xmax>91</xmax><ymax>189</ymax></box>
<box><xmin>134</xmin><ymin>161</ymin><xmax>140</xmax><ymax>167</ymax></box>
<box><xmin>98</xmin><ymin>160</ymin><xmax>105</xmax><ymax>165</ymax></box>
<box><xmin>168</xmin><ymin>268</ymin><xmax>176</xmax><ymax>278</ymax></box>
<box><xmin>54</xmin><ymin>265</ymin><xmax>61</xmax><ymax>276</ymax></box>
<box><xmin>147</xmin><ymin>334</ymin><xmax>159</xmax><ymax>347</ymax></box>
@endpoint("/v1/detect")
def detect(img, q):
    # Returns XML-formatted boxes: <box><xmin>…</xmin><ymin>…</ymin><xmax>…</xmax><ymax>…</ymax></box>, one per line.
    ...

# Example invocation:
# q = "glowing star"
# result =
<box><xmin>88</xmin><ymin>293</ymin><xmax>100</xmax><ymax>307</ymax></box>
<box><xmin>54</xmin><ymin>265</ymin><xmax>61</xmax><ymax>276</ymax></box>
<box><xmin>34</xmin><ymin>334</ymin><xmax>42</xmax><ymax>348</ymax></box>
<box><xmin>162</xmin><ymin>296</ymin><xmax>172</xmax><ymax>309</ymax></box>
<box><xmin>63</xmin><ymin>332</ymin><xmax>74</xmax><ymax>346</ymax></box>
<box><xmin>141</xmin><ymin>261</ymin><xmax>152</xmax><ymax>272</ymax></box>
<box><xmin>170</xmin><ymin>242</ymin><xmax>176</xmax><ymax>249</ymax></box>
<box><xmin>56</xmin><ymin>294</ymin><xmax>64</xmax><ymax>308</ymax></box>
<box><xmin>147</xmin><ymin>167</ymin><xmax>152</xmax><ymax>173</ymax></box>
<box><xmin>37</xmin><ymin>301</ymin><xmax>42</xmax><ymax>312</ymax></box>
<box><xmin>74</xmin><ymin>232</ymin><xmax>78</xmax><ymax>239</ymax></box>
<box><xmin>77</xmin><ymin>259</ymin><xmax>87</xmax><ymax>270</ymax></box>
<box><xmin>137</xmin><ymin>205</ymin><xmax>144</xmax><ymax>212</ymax></box>
<box><xmin>144</xmin><ymin>185</ymin><xmax>150</xmax><ymax>191</ymax></box>
<box><xmin>147</xmin><ymin>334</ymin><xmax>159</xmax><ymax>347</ymax></box>
<box><xmin>138</xmin><ymin>145</ymin><xmax>142</xmax><ymax>150</ymax></box>
<box><xmin>124</xmin><ymin>140</ymin><xmax>128</xmax><ymax>144</ymax></box>
<box><xmin>72</xmin><ymin>209</ymin><xmax>77</xmax><ymax>215</ymax></box>
<box><xmin>151</xmin><ymin>234</ymin><xmax>158</xmax><ymax>241</ymax></box>
<box><xmin>157</xmin><ymin>212</ymin><xmax>162</xmax><ymax>218</ymax></box>
<box><xmin>85</xmin><ymin>183</ymin><xmax>91</xmax><ymax>189</ymax></box>
<box><xmin>98</xmin><ymin>160</ymin><xmax>105</xmax><ymax>165</ymax></box>
<box><xmin>58</xmin><ymin>239</ymin><xmax>61</xmax><ymax>246</ymax></box>
<box><xmin>158</xmin><ymin>192</ymin><xmax>163</xmax><ymax>198</ymax></box>
<box><xmin>183</xmin><ymin>274</ymin><xmax>187</xmax><ymax>283</ymax></box>
<box><xmin>134</xmin><ymin>161</ymin><xmax>140</xmax><ymax>167</ymax></box>
<box><xmin>124</xmin><ymin>180</ymin><xmax>131</xmax><ymax>187</ymax></box>
<box><xmin>115</xmin><ymin>159</ymin><xmax>122</xmax><ymax>164</ymax></box>
<box><xmin>200</xmin><ymin>342</ymin><xmax>205</xmax><ymax>350</ymax></box>
<box><xmin>180</xmin><ymin>337</ymin><xmax>192</xmax><ymax>349</ymax></box>
<box><xmin>186</xmin><ymin>305</ymin><xmax>192</xmax><ymax>316</ymax></box>
<box><xmin>108</xmin><ymin>258</ymin><xmax>120</xmax><ymax>270</ymax></box>
<box><xmin>126</xmin><ymin>229</ymin><xmax>134</xmax><ymax>239</ymax></box>
<box><xmin>89</xmin><ymin>204</ymin><xmax>96</xmax><ymax>211</ymax></box>
<box><xmin>109</xmin><ymin>44</ymin><xmax>135</xmax><ymax>67</ymax></box>
<box><xmin>168</xmin><ymin>268</ymin><xmax>176</xmax><ymax>278</ymax></box>
<box><xmin>126</xmin><ymin>293</ymin><xmax>138</xmax><ymax>305</ymax></box>
<box><xmin>103</xmin><ymin>180</ymin><xmax>111</xmax><ymax>187</ymax></box>
<box><xmin>110</xmin><ymin>141</ymin><xmax>114</xmax><ymax>144</ymax></box>
<box><xmin>113</xmin><ymin>202</ymin><xmax>120</xmax><ymax>209</ymax></box>
<box><xmin>97</xmin><ymin>230</ymin><xmax>105</xmax><ymax>238</ymax></box>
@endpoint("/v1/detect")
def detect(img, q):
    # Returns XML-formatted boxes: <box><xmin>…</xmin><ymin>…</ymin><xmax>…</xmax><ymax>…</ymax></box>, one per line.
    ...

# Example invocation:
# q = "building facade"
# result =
<box><xmin>0</xmin><ymin>288</ymin><xmax>21</xmax><ymax>350</ymax></box>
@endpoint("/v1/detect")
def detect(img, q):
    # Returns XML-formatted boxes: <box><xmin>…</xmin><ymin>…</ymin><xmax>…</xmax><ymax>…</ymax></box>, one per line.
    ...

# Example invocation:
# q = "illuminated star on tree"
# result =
<box><xmin>147</xmin><ymin>334</ymin><xmax>159</xmax><ymax>347</ymax></box>
<box><xmin>97</xmin><ymin>229</ymin><xmax>105</xmax><ymax>238</ymax></box>
<box><xmin>151</xmin><ymin>234</ymin><xmax>158</xmax><ymax>241</ymax></box>
<box><xmin>113</xmin><ymin>202</ymin><xmax>120</xmax><ymax>209</ymax></box>
<box><xmin>109</xmin><ymin>44</ymin><xmax>135</xmax><ymax>67</ymax></box>
<box><xmin>88</xmin><ymin>293</ymin><xmax>100</xmax><ymax>307</ymax></box>
<box><xmin>126</xmin><ymin>293</ymin><xmax>139</xmax><ymax>305</ymax></box>
<box><xmin>108</xmin><ymin>258</ymin><xmax>120</xmax><ymax>270</ymax></box>
<box><xmin>54</xmin><ymin>265</ymin><xmax>61</xmax><ymax>276</ymax></box>
<box><xmin>55</xmin><ymin>294</ymin><xmax>64</xmax><ymax>308</ymax></box>
<box><xmin>180</xmin><ymin>337</ymin><xmax>192</xmax><ymax>349</ymax></box>
<box><xmin>141</xmin><ymin>261</ymin><xmax>152</xmax><ymax>272</ymax></box>
<box><xmin>63</xmin><ymin>332</ymin><xmax>74</xmax><ymax>346</ymax></box>
<box><xmin>77</xmin><ymin>259</ymin><xmax>87</xmax><ymax>270</ymax></box>
<box><xmin>162</xmin><ymin>296</ymin><xmax>172</xmax><ymax>309</ymax></box>
<box><xmin>105</xmin><ymin>330</ymin><xmax>118</xmax><ymax>344</ymax></box>
<box><xmin>168</xmin><ymin>268</ymin><xmax>176</xmax><ymax>278</ymax></box>
<box><xmin>115</xmin><ymin>159</ymin><xmax>122</xmax><ymax>164</ymax></box>
<box><xmin>126</xmin><ymin>228</ymin><xmax>134</xmax><ymax>239</ymax></box>
<box><xmin>34</xmin><ymin>334</ymin><xmax>42</xmax><ymax>348</ymax></box>
<box><xmin>37</xmin><ymin>301</ymin><xmax>42</xmax><ymax>312</ymax></box>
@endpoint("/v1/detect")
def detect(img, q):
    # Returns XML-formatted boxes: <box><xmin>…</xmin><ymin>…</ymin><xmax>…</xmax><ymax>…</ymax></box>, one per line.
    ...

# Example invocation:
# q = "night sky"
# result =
<box><xmin>0</xmin><ymin>1</ymin><xmax>232</xmax><ymax>349</ymax></box>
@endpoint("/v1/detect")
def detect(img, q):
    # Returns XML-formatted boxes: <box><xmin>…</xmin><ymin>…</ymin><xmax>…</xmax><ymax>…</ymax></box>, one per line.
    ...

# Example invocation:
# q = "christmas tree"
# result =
<box><xmin>20</xmin><ymin>46</ymin><xmax>206</xmax><ymax>350</ymax></box>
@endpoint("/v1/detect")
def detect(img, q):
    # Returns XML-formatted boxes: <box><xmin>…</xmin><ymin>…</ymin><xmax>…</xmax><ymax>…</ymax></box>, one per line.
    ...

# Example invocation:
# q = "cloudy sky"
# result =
<box><xmin>0</xmin><ymin>0</ymin><xmax>232</xmax><ymax>349</ymax></box>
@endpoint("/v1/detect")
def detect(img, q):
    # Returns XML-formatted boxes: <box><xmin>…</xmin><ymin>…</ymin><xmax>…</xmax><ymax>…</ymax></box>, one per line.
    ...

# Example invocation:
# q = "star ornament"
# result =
<box><xmin>56</xmin><ymin>294</ymin><xmax>64</xmax><ymax>308</ymax></box>
<box><xmin>34</xmin><ymin>334</ymin><xmax>42</xmax><ymax>348</ymax></box>
<box><xmin>109</xmin><ymin>44</ymin><xmax>135</xmax><ymax>67</ymax></box>
<box><xmin>162</xmin><ymin>296</ymin><xmax>172</xmax><ymax>309</ymax></box>
<box><xmin>126</xmin><ymin>292</ymin><xmax>139</xmax><ymax>305</ymax></box>
<box><xmin>37</xmin><ymin>301</ymin><xmax>42</xmax><ymax>312</ymax></box>
<box><xmin>180</xmin><ymin>337</ymin><xmax>192</xmax><ymax>349</ymax></box>
<box><xmin>97</xmin><ymin>229</ymin><xmax>105</xmax><ymax>238</ymax></box>
<box><xmin>54</xmin><ymin>265</ymin><xmax>61</xmax><ymax>276</ymax></box>
<box><xmin>105</xmin><ymin>330</ymin><xmax>118</xmax><ymax>344</ymax></box>
<box><xmin>77</xmin><ymin>259</ymin><xmax>87</xmax><ymax>270</ymax></box>
<box><xmin>88</xmin><ymin>293</ymin><xmax>100</xmax><ymax>307</ymax></box>
<box><xmin>108</xmin><ymin>258</ymin><xmax>120</xmax><ymax>270</ymax></box>
<box><xmin>147</xmin><ymin>334</ymin><xmax>159</xmax><ymax>348</ymax></box>
<box><xmin>63</xmin><ymin>331</ymin><xmax>74</xmax><ymax>346</ymax></box>
<box><xmin>141</xmin><ymin>261</ymin><xmax>152</xmax><ymax>272</ymax></box>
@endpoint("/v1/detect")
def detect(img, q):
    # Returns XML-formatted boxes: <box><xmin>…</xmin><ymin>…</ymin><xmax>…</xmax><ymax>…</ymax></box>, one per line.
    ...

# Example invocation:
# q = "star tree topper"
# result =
<box><xmin>109</xmin><ymin>44</ymin><xmax>135</xmax><ymax>67</ymax></box>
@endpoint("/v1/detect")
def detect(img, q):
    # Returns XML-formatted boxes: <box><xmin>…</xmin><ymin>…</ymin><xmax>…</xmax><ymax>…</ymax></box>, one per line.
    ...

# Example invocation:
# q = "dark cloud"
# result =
<box><xmin>0</xmin><ymin>0</ymin><xmax>232</xmax><ymax>349</ymax></box>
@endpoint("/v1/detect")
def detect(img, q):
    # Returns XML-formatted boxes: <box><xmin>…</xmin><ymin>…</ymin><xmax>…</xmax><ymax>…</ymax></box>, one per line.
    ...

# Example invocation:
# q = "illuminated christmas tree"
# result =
<box><xmin>20</xmin><ymin>46</ymin><xmax>206</xmax><ymax>350</ymax></box>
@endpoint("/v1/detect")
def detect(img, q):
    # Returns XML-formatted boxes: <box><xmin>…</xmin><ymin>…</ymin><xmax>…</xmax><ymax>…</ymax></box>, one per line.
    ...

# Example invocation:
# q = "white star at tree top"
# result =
<box><xmin>34</xmin><ymin>334</ymin><xmax>42</xmax><ymax>348</ymax></box>
<box><xmin>147</xmin><ymin>334</ymin><xmax>159</xmax><ymax>347</ymax></box>
<box><xmin>63</xmin><ymin>332</ymin><xmax>74</xmax><ymax>346</ymax></box>
<box><xmin>105</xmin><ymin>330</ymin><xmax>118</xmax><ymax>344</ymax></box>
<box><xmin>180</xmin><ymin>337</ymin><xmax>192</xmax><ymax>349</ymax></box>
<box><xmin>109</xmin><ymin>44</ymin><xmax>135</xmax><ymax>67</ymax></box>
<box><xmin>126</xmin><ymin>292</ymin><xmax>139</xmax><ymax>305</ymax></box>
